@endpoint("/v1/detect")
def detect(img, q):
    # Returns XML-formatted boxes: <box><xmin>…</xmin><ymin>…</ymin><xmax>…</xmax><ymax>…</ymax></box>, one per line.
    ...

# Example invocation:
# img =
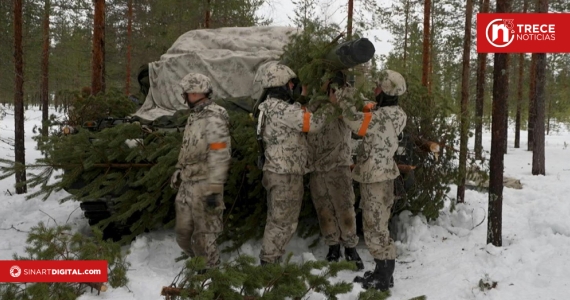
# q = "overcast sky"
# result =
<box><xmin>256</xmin><ymin>0</ymin><xmax>395</xmax><ymax>57</ymax></box>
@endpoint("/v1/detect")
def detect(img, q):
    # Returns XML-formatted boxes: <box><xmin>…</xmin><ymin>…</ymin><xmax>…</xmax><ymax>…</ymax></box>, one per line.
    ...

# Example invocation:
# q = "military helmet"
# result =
<box><xmin>179</xmin><ymin>73</ymin><xmax>212</xmax><ymax>94</ymax></box>
<box><xmin>260</xmin><ymin>63</ymin><xmax>297</xmax><ymax>89</ymax></box>
<box><xmin>377</xmin><ymin>70</ymin><xmax>406</xmax><ymax>96</ymax></box>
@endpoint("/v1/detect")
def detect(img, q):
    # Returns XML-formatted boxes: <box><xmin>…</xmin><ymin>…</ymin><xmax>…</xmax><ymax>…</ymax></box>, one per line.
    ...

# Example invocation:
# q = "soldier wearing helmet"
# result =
<box><xmin>256</xmin><ymin>63</ymin><xmax>333</xmax><ymax>265</ymax></box>
<box><xmin>306</xmin><ymin>73</ymin><xmax>364</xmax><ymax>271</ymax></box>
<box><xmin>336</xmin><ymin>70</ymin><xmax>407</xmax><ymax>292</ymax></box>
<box><xmin>170</xmin><ymin>73</ymin><xmax>231</xmax><ymax>270</ymax></box>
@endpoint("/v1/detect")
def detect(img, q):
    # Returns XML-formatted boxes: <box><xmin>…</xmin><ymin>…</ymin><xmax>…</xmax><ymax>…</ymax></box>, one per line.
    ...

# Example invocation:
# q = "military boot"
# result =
<box><xmin>355</xmin><ymin>272</ymin><xmax>394</xmax><ymax>287</ymax></box>
<box><xmin>326</xmin><ymin>244</ymin><xmax>341</xmax><ymax>262</ymax></box>
<box><xmin>355</xmin><ymin>259</ymin><xmax>395</xmax><ymax>292</ymax></box>
<box><xmin>260</xmin><ymin>256</ymin><xmax>281</xmax><ymax>266</ymax></box>
<box><xmin>344</xmin><ymin>247</ymin><xmax>364</xmax><ymax>270</ymax></box>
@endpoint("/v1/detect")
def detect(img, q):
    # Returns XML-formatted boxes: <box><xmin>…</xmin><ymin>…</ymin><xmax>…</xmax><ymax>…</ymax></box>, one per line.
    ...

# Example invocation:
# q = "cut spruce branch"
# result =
<box><xmin>160</xmin><ymin>287</ymin><xmax>258</xmax><ymax>300</ymax></box>
<box><xmin>398</xmin><ymin>164</ymin><xmax>417</xmax><ymax>174</ymax></box>
<box><xmin>84</xmin><ymin>282</ymin><xmax>108</xmax><ymax>293</ymax></box>
<box><xmin>161</xmin><ymin>286</ymin><xmax>183</xmax><ymax>298</ymax></box>
<box><xmin>415</xmin><ymin>139</ymin><xmax>440</xmax><ymax>153</ymax></box>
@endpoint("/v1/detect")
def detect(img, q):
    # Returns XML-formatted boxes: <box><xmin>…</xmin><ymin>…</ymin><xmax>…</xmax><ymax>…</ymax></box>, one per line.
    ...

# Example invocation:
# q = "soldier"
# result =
<box><xmin>256</xmin><ymin>63</ymin><xmax>332</xmax><ymax>265</ymax></box>
<box><xmin>170</xmin><ymin>73</ymin><xmax>231</xmax><ymax>270</ymax></box>
<box><xmin>306</xmin><ymin>84</ymin><xmax>364</xmax><ymax>270</ymax></box>
<box><xmin>336</xmin><ymin>70</ymin><xmax>407</xmax><ymax>292</ymax></box>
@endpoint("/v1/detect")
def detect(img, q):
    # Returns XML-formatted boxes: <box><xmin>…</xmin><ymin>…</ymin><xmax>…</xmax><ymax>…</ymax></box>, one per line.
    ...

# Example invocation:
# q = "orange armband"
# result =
<box><xmin>357</xmin><ymin>113</ymin><xmax>372</xmax><ymax>136</ymax></box>
<box><xmin>209</xmin><ymin>142</ymin><xmax>227</xmax><ymax>150</ymax></box>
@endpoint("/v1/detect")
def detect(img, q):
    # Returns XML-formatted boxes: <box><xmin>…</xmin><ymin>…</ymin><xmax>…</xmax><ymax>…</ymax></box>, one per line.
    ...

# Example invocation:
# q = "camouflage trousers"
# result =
<box><xmin>360</xmin><ymin>180</ymin><xmax>397</xmax><ymax>260</ymax></box>
<box><xmin>175</xmin><ymin>180</ymin><xmax>224</xmax><ymax>268</ymax></box>
<box><xmin>309</xmin><ymin>166</ymin><xmax>358</xmax><ymax>247</ymax></box>
<box><xmin>260</xmin><ymin>171</ymin><xmax>304</xmax><ymax>263</ymax></box>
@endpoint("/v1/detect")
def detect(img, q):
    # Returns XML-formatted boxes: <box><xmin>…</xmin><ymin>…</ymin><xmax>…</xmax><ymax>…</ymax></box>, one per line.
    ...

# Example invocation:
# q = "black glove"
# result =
<box><xmin>329</xmin><ymin>71</ymin><xmax>347</xmax><ymax>89</ymax></box>
<box><xmin>296</xmin><ymin>95</ymin><xmax>310</xmax><ymax>105</ymax></box>
<box><xmin>205</xmin><ymin>193</ymin><xmax>219</xmax><ymax>209</ymax></box>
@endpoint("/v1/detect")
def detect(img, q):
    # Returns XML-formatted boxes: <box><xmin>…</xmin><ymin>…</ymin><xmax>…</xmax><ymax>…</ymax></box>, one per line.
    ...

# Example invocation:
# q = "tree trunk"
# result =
<box><xmin>514</xmin><ymin>0</ymin><xmax>528</xmax><ymax>148</ymax></box>
<box><xmin>515</xmin><ymin>53</ymin><xmax>524</xmax><ymax>148</ymax></box>
<box><xmin>205</xmin><ymin>0</ymin><xmax>211</xmax><ymax>28</ymax></box>
<box><xmin>403</xmin><ymin>0</ymin><xmax>409</xmax><ymax>70</ymax></box>
<box><xmin>125</xmin><ymin>0</ymin><xmax>132</xmax><ymax>95</ymax></box>
<box><xmin>457</xmin><ymin>0</ymin><xmax>473</xmax><ymax>204</ymax></box>
<box><xmin>546</xmin><ymin>89</ymin><xmax>551</xmax><ymax>135</ymax></box>
<box><xmin>91</xmin><ymin>0</ymin><xmax>105</xmax><ymax>95</ymax></box>
<box><xmin>101</xmin><ymin>3</ymin><xmax>106</xmax><ymax>94</ymax></box>
<box><xmin>13</xmin><ymin>0</ymin><xmax>27</xmax><ymax>194</ymax></box>
<box><xmin>41</xmin><ymin>0</ymin><xmax>50</xmax><ymax>137</ymax></box>
<box><xmin>347</xmin><ymin>0</ymin><xmax>353</xmax><ymax>40</ymax></box>
<box><xmin>504</xmin><ymin>53</ymin><xmax>509</xmax><ymax>155</ymax></box>
<box><xmin>421</xmin><ymin>0</ymin><xmax>431</xmax><ymax>91</ymax></box>
<box><xmin>532</xmin><ymin>0</ymin><xmax>547</xmax><ymax>176</ymax></box>
<box><xmin>474</xmin><ymin>0</ymin><xmax>490</xmax><ymax>160</ymax></box>
<box><xmin>527</xmin><ymin>54</ymin><xmax>537</xmax><ymax>151</ymax></box>
<box><xmin>488</xmin><ymin>0</ymin><xmax>511</xmax><ymax>248</ymax></box>
<box><xmin>428</xmin><ymin>0</ymin><xmax>435</xmax><ymax>95</ymax></box>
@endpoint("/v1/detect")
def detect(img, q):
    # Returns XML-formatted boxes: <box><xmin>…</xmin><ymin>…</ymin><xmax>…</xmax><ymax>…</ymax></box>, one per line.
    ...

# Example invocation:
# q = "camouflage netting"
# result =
<box><xmin>134</xmin><ymin>26</ymin><xmax>300</xmax><ymax>121</ymax></box>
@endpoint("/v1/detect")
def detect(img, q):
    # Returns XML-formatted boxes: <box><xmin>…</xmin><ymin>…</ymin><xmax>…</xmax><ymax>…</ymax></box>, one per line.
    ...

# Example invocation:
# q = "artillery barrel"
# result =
<box><xmin>325</xmin><ymin>38</ymin><xmax>376</xmax><ymax>70</ymax></box>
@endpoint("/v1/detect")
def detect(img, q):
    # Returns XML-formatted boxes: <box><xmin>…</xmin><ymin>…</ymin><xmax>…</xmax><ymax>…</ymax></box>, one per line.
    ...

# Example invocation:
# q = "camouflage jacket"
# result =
<box><xmin>338</xmin><ymin>90</ymin><xmax>407</xmax><ymax>183</ymax></box>
<box><xmin>258</xmin><ymin>97</ymin><xmax>331</xmax><ymax>175</ymax></box>
<box><xmin>307</xmin><ymin>115</ymin><xmax>353</xmax><ymax>172</ymax></box>
<box><xmin>176</xmin><ymin>100</ymin><xmax>231</xmax><ymax>193</ymax></box>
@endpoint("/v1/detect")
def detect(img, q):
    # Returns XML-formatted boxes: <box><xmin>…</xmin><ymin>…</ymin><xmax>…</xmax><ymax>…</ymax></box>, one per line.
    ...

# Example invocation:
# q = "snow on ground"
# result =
<box><xmin>1</xmin><ymin>106</ymin><xmax>569</xmax><ymax>299</ymax></box>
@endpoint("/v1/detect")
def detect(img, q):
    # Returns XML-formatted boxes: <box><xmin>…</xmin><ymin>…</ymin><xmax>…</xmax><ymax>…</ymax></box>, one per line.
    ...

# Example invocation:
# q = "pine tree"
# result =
<box><xmin>13</xmin><ymin>0</ymin><xmax>27</xmax><ymax>194</ymax></box>
<box><xmin>0</xmin><ymin>11</ymin><xmax>490</xmax><ymax>252</ymax></box>
<box><xmin>0</xmin><ymin>222</ymin><xmax>129</xmax><ymax>300</ymax></box>
<box><xmin>161</xmin><ymin>254</ymin><xmax>355</xmax><ymax>299</ymax></box>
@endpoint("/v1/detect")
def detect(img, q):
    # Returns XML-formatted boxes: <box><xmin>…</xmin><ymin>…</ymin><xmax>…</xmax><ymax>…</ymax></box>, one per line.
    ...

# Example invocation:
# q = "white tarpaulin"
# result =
<box><xmin>134</xmin><ymin>26</ymin><xmax>299</xmax><ymax>121</ymax></box>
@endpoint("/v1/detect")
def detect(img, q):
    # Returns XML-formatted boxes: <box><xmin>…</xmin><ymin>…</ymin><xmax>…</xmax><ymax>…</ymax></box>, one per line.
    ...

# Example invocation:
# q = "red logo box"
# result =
<box><xmin>0</xmin><ymin>260</ymin><xmax>108</xmax><ymax>283</ymax></box>
<box><xmin>477</xmin><ymin>13</ymin><xmax>570</xmax><ymax>53</ymax></box>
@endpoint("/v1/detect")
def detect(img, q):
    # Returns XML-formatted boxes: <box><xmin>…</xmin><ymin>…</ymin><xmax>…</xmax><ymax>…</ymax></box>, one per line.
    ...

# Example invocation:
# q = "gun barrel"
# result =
<box><xmin>325</xmin><ymin>38</ymin><xmax>376</xmax><ymax>70</ymax></box>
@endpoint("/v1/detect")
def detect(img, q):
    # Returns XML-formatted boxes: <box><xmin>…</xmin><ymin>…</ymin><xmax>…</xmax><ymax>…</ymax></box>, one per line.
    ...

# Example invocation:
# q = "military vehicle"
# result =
<box><xmin>58</xmin><ymin>26</ymin><xmax>412</xmax><ymax>241</ymax></box>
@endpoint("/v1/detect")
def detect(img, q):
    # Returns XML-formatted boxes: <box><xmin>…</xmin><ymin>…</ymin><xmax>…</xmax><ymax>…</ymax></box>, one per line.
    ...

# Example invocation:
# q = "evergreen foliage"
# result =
<box><xmin>164</xmin><ymin>254</ymin><xmax>356</xmax><ymax>299</ymax></box>
<box><xmin>65</xmin><ymin>87</ymin><xmax>138</xmax><ymax>126</ymax></box>
<box><xmin>281</xmin><ymin>20</ymin><xmax>342</xmax><ymax>96</ymax></box>
<box><xmin>165</xmin><ymin>254</ymin><xmax>427</xmax><ymax>299</ymax></box>
<box><xmin>356</xmin><ymin>288</ymin><xmax>390</xmax><ymax>300</ymax></box>
<box><xmin>0</xmin><ymin>222</ymin><xmax>129</xmax><ymax>300</ymax></box>
<box><xmin>218</xmin><ymin>109</ymin><xmax>265</xmax><ymax>250</ymax></box>
<box><xmin>0</xmin><ymin>19</ymin><xmax>490</xmax><ymax>246</ymax></box>
<box><xmin>390</xmin><ymin>72</ymin><xmax>488</xmax><ymax>219</ymax></box>
<box><xmin>281</xmin><ymin>19</ymin><xmax>370</xmax><ymax>110</ymax></box>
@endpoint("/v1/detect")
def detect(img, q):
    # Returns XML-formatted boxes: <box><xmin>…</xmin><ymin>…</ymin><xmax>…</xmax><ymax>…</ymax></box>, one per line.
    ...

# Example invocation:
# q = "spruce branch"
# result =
<box><xmin>4</xmin><ymin>222</ymin><xmax>129</xmax><ymax>299</ymax></box>
<box><xmin>83</xmin><ymin>282</ymin><xmax>107</xmax><ymax>294</ymax></box>
<box><xmin>0</xmin><ymin>225</ymin><xmax>28</xmax><ymax>233</ymax></box>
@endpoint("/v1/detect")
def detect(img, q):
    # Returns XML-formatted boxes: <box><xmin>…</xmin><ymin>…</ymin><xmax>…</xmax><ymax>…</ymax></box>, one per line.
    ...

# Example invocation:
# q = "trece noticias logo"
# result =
<box><xmin>477</xmin><ymin>13</ymin><xmax>570</xmax><ymax>53</ymax></box>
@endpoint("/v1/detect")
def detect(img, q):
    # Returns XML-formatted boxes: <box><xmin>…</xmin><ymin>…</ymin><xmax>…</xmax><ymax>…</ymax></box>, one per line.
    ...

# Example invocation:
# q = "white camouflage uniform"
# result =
<box><xmin>257</xmin><ymin>63</ymin><xmax>332</xmax><ymax>263</ymax></box>
<box><xmin>306</xmin><ymin>106</ymin><xmax>358</xmax><ymax>248</ymax></box>
<box><xmin>338</xmin><ymin>70</ymin><xmax>407</xmax><ymax>260</ymax></box>
<box><xmin>172</xmin><ymin>73</ymin><xmax>231</xmax><ymax>268</ymax></box>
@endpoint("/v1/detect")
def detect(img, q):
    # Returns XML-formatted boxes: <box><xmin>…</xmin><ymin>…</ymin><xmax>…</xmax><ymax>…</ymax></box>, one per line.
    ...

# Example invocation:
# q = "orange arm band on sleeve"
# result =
<box><xmin>209</xmin><ymin>142</ymin><xmax>227</xmax><ymax>150</ymax></box>
<box><xmin>357</xmin><ymin>113</ymin><xmax>372</xmax><ymax>136</ymax></box>
<box><xmin>363</xmin><ymin>103</ymin><xmax>376</xmax><ymax>112</ymax></box>
<box><xmin>302</xmin><ymin>112</ymin><xmax>311</xmax><ymax>132</ymax></box>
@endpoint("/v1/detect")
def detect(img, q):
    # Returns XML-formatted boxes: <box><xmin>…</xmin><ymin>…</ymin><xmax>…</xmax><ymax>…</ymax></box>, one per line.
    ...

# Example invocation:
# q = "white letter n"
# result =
<box><xmin>492</xmin><ymin>24</ymin><xmax>509</xmax><ymax>43</ymax></box>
